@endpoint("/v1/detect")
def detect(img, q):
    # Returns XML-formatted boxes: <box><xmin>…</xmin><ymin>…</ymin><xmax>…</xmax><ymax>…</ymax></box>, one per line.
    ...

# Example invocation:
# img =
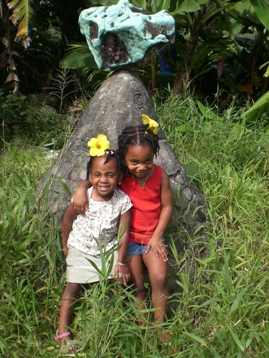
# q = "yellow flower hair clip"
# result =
<box><xmin>87</xmin><ymin>134</ymin><xmax>110</xmax><ymax>156</ymax></box>
<box><xmin>141</xmin><ymin>114</ymin><xmax>159</xmax><ymax>135</ymax></box>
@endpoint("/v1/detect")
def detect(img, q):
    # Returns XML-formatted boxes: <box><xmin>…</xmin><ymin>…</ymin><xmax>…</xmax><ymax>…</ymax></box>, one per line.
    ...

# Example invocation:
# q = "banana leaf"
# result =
<box><xmin>250</xmin><ymin>0</ymin><xmax>269</xmax><ymax>30</ymax></box>
<box><xmin>241</xmin><ymin>90</ymin><xmax>269</xmax><ymax>123</ymax></box>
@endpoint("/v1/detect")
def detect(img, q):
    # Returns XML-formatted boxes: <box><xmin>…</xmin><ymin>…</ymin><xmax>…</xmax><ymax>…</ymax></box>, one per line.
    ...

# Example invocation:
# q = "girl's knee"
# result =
<box><xmin>150</xmin><ymin>272</ymin><xmax>167</xmax><ymax>291</ymax></box>
<box><xmin>151</xmin><ymin>268</ymin><xmax>166</xmax><ymax>281</ymax></box>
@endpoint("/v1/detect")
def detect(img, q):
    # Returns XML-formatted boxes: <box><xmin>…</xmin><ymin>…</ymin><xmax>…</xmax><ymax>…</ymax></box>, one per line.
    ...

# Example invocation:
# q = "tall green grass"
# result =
<box><xmin>1</xmin><ymin>96</ymin><xmax>269</xmax><ymax>356</ymax></box>
<box><xmin>158</xmin><ymin>96</ymin><xmax>269</xmax><ymax>357</ymax></box>
<box><xmin>1</xmin><ymin>143</ymin><xmax>63</xmax><ymax>357</ymax></box>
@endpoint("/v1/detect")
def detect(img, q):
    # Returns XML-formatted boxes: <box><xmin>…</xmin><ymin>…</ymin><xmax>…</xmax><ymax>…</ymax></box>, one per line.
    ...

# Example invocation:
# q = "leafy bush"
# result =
<box><xmin>0</xmin><ymin>91</ymin><xmax>73</xmax><ymax>149</ymax></box>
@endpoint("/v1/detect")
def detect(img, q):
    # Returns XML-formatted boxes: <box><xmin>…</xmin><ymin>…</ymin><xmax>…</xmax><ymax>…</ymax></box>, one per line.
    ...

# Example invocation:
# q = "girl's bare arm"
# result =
<box><xmin>114</xmin><ymin>209</ymin><xmax>131</xmax><ymax>286</ymax></box>
<box><xmin>146</xmin><ymin>170</ymin><xmax>173</xmax><ymax>261</ymax></box>
<box><xmin>61</xmin><ymin>204</ymin><xmax>78</xmax><ymax>256</ymax></box>
<box><xmin>72</xmin><ymin>180</ymin><xmax>91</xmax><ymax>213</ymax></box>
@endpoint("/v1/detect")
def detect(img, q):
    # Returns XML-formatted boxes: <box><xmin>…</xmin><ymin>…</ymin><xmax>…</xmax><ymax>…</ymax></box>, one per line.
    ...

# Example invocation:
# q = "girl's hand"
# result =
<box><xmin>73</xmin><ymin>188</ymin><xmax>89</xmax><ymax>214</ymax></box>
<box><xmin>114</xmin><ymin>263</ymin><xmax>130</xmax><ymax>286</ymax></box>
<box><xmin>146</xmin><ymin>239</ymin><xmax>168</xmax><ymax>262</ymax></box>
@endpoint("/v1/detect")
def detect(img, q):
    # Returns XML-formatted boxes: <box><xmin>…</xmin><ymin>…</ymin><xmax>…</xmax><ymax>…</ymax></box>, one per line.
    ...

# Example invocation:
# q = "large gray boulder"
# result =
<box><xmin>39</xmin><ymin>69</ymin><xmax>208</xmax><ymax>309</ymax></box>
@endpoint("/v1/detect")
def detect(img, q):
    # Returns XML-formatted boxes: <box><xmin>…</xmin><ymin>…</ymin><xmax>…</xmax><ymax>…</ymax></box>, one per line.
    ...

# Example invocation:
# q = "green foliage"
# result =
<box><xmin>0</xmin><ymin>91</ymin><xmax>29</xmax><ymax>140</ymax></box>
<box><xmin>54</xmin><ymin>0</ymin><xmax>209</xmax><ymax>14</ymax></box>
<box><xmin>45</xmin><ymin>69</ymin><xmax>77</xmax><ymax>114</ymax></box>
<box><xmin>7</xmin><ymin>0</ymin><xmax>36</xmax><ymax>48</ymax></box>
<box><xmin>159</xmin><ymin>96</ymin><xmax>269</xmax><ymax>357</ymax></box>
<box><xmin>1</xmin><ymin>96</ymin><xmax>269</xmax><ymax>356</ymax></box>
<box><xmin>0</xmin><ymin>91</ymin><xmax>73</xmax><ymax>149</ymax></box>
<box><xmin>197</xmin><ymin>101</ymin><xmax>222</xmax><ymax>121</ymax></box>
<box><xmin>60</xmin><ymin>43</ymin><xmax>96</xmax><ymax>70</ymax></box>
<box><xmin>241</xmin><ymin>90</ymin><xmax>269</xmax><ymax>125</ymax></box>
<box><xmin>2</xmin><ymin>0</ymin><xmax>269</xmax><ymax>116</ymax></box>
<box><xmin>60</xmin><ymin>43</ymin><xmax>111</xmax><ymax>92</ymax></box>
<box><xmin>249</xmin><ymin>0</ymin><xmax>269</xmax><ymax>29</ymax></box>
<box><xmin>1</xmin><ymin>141</ymin><xmax>52</xmax><ymax>184</ymax></box>
<box><xmin>0</xmin><ymin>145</ymin><xmax>63</xmax><ymax>357</ymax></box>
<box><xmin>158</xmin><ymin>95</ymin><xmax>269</xmax><ymax>175</ymax></box>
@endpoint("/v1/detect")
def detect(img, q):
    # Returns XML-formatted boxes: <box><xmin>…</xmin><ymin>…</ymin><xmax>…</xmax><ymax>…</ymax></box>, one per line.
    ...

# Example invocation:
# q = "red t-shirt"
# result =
<box><xmin>120</xmin><ymin>165</ymin><xmax>163</xmax><ymax>244</ymax></box>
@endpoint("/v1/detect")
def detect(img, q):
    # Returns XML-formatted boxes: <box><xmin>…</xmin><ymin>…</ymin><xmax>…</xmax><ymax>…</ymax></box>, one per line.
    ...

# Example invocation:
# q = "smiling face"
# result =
<box><xmin>124</xmin><ymin>144</ymin><xmax>154</xmax><ymax>179</ymax></box>
<box><xmin>89</xmin><ymin>156</ymin><xmax>122</xmax><ymax>201</ymax></box>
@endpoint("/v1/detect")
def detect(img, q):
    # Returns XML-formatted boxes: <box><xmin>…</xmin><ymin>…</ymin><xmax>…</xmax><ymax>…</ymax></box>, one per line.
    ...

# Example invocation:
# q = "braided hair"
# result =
<box><xmin>118</xmin><ymin>124</ymin><xmax>160</xmax><ymax>161</ymax></box>
<box><xmin>86</xmin><ymin>150</ymin><xmax>122</xmax><ymax>180</ymax></box>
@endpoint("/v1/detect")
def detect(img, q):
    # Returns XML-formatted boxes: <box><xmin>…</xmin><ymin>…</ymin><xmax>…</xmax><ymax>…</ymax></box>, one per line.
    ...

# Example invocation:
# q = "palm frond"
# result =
<box><xmin>7</xmin><ymin>0</ymin><xmax>36</xmax><ymax>48</ymax></box>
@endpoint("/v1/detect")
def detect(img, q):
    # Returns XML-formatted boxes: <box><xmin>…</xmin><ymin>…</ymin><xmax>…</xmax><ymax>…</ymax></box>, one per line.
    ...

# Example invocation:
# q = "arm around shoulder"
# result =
<box><xmin>61</xmin><ymin>204</ymin><xmax>77</xmax><ymax>256</ymax></box>
<box><xmin>73</xmin><ymin>180</ymin><xmax>91</xmax><ymax>213</ymax></box>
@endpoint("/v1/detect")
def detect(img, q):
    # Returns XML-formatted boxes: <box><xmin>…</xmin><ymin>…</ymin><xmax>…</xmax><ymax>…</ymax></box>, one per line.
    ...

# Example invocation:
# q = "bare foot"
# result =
<box><xmin>158</xmin><ymin>331</ymin><xmax>173</xmax><ymax>344</ymax></box>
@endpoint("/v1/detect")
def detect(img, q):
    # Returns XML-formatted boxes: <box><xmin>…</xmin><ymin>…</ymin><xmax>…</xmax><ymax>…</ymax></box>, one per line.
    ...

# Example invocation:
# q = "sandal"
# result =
<box><xmin>55</xmin><ymin>331</ymin><xmax>79</xmax><ymax>356</ymax></box>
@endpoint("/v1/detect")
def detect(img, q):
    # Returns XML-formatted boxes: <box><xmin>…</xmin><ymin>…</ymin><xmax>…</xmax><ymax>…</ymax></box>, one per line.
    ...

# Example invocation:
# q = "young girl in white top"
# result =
<box><xmin>55</xmin><ymin>135</ymin><xmax>132</xmax><ymax>354</ymax></box>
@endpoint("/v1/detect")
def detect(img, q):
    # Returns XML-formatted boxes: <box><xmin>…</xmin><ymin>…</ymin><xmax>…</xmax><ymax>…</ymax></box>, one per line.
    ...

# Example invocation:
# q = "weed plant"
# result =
<box><xmin>1</xmin><ymin>96</ymin><xmax>269</xmax><ymax>357</ymax></box>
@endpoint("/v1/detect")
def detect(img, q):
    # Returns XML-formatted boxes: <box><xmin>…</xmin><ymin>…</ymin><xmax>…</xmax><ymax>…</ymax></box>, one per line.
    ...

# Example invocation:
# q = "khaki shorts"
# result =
<box><xmin>66</xmin><ymin>246</ymin><xmax>118</xmax><ymax>284</ymax></box>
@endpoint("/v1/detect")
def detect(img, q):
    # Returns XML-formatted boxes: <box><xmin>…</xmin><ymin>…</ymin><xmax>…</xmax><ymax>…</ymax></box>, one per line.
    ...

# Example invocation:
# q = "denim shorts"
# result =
<box><xmin>126</xmin><ymin>242</ymin><xmax>153</xmax><ymax>257</ymax></box>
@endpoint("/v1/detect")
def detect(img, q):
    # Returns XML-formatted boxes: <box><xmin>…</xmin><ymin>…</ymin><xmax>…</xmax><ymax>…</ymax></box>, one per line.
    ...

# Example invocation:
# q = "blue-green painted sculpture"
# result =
<box><xmin>79</xmin><ymin>0</ymin><xmax>175</xmax><ymax>71</ymax></box>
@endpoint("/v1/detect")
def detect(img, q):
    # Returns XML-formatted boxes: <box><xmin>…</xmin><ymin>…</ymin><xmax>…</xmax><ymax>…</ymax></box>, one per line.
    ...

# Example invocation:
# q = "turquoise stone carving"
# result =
<box><xmin>79</xmin><ymin>0</ymin><xmax>175</xmax><ymax>71</ymax></box>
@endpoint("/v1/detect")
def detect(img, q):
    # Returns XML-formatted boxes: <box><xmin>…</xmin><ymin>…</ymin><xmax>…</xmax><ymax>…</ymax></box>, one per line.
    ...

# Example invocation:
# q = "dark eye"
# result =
<box><xmin>94</xmin><ymin>172</ymin><xmax>100</xmax><ymax>177</ymax></box>
<box><xmin>145</xmin><ymin>159</ymin><xmax>151</xmax><ymax>164</ymax></box>
<box><xmin>131</xmin><ymin>160</ymin><xmax>137</xmax><ymax>165</ymax></box>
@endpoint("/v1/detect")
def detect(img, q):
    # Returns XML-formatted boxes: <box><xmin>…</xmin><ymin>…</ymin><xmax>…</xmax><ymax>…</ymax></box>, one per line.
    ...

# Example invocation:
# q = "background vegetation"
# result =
<box><xmin>1</xmin><ymin>94</ymin><xmax>269</xmax><ymax>357</ymax></box>
<box><xmin>1</xmin><ymin>1</ymin><xmax>269</xmax><ymax>111</ymax></box>
<box><xmin>1</xmin><ymin>0</ymin><xmax>269</xmax><ymax>144</ymax></box>
<box><xmin>1</xmin><ymin>0</ymin><xmax>269</xmax><ymax>357</ymax></box>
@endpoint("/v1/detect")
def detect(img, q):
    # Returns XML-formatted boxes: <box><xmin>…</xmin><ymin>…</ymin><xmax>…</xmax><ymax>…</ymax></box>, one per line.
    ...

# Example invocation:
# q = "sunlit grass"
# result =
<box><xmin>1</xmin><ymin>96</ymin><xmax>269</xmax><ymax>356</ymax></box>
<box><xmin>159</xmin><ymin>96</ymin><xmax>269</xmax><ymax>357</ymax></box>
